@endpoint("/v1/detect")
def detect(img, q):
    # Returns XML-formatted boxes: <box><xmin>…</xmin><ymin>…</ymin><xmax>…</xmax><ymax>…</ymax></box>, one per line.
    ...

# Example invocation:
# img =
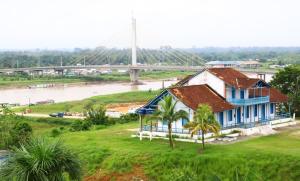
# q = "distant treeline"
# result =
<box><xmin>0</xmin><ymin>47</ymin><xmax>299</xmax><ymax>68</ymax></box>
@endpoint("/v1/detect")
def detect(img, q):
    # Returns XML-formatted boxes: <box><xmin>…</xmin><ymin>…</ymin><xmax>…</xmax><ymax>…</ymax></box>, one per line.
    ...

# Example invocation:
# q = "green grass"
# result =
<box><xmin>15</xmin><ymin>90</ymin><xmax>161</xmax><ymax>114</ymax></box>
<box><xmin>3</xmin><ymin>115</ymin><xmax>300</xmax><ymax>180</ymax></box>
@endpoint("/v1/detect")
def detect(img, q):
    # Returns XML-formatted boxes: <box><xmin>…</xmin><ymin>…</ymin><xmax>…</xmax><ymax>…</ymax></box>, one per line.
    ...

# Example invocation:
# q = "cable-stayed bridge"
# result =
<box><xmin>0</xmin><ymin>17</ymin><xmax>277</xmax><ymax>82</ymax></box>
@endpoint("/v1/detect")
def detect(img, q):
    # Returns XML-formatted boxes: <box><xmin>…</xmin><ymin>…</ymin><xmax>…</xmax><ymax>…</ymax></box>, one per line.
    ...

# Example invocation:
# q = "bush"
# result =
<box><xmin>118</xmin><ymin>113</ymin><xmax>139</xmax><ymax>124</ymax></box>
<box><xmin>50</xmin><ymin>128</ymin><xmax>61</xmax><ymax>137</ymax></box>
<box><xmin>230</xmin><ymin>130</ymin><xmax>241</xmax><ymax>134</ymax></box>
<box><xmin>85</xmin><ymin>105</ymin><xmax>109</xmax><ymax>125</ymax></box>
<box><xmin>10</xmin><ymin>122</ymin><xmax>32</xmax><ymax>146</ymax></box>
<box><xmin>70</xmin><ymin>120</ymin><xmax>92</xmax><ymax>132</ymax></box>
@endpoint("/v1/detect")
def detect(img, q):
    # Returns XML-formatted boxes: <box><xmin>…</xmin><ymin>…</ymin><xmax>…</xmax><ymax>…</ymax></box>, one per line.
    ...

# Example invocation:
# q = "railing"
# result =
<box><xmin>143</xmin><ymin>113</ymin><xmax>291</xmax><ymax>133</ymax></box>
<box><xmin>226</xmin><ymin>96</ymin><xmax>269</xmax><ymax>106</ymax></box>
<box><xmin>143</xmin><ymin>125</ymin><xmax>192</xmax><ymax>134</ymax></box>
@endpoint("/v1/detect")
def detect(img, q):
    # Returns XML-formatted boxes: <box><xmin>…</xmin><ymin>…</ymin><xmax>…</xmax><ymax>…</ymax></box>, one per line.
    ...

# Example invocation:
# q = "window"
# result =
<box><xmin>182</xmin><ymin>118</ymin><xmax>188</xmax><ymax>126</ymax></box>
<box><xmin>219</xmin><ymin>112</ymin><xmax>224</xmax><ymax>126</ymax></box>
<box><xmin>231</xmin><ymin>87</ymin><xmax>236</xmax><ymax>99</ymax></box>
<box><xmin>240</xmin><ymin>90</ymin><xmax>244</xmax><ymax>99</ymax></box>
<box><xmin>270</xmin><ymin>103</ymin><xmax>274</xmax><ymax>114</ymax></box>
<box><xmin>246</xmin><ymin>106</ymin><xmax>250</xmax><ymax>118</ymax></box>
<box><xmin>228</xmin><ymin>110</ymin><xmax>233</xmax><ymax>122</ymax></box>
<box><xmin>163</xmin><ymin>120</ymin><xmax>168</xmax><ymax>126</ymax></box>
<box><xmin>254</xmin><ymin>105</ymin><xmax>258</xmax><ymax>117</ymax></box>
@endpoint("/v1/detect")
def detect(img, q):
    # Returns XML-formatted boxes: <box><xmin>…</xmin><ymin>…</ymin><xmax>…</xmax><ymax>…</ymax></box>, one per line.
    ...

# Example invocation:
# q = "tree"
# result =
<box><xmin>270</xmin><ymin>65</ymin><xmax>300</xmax><ymax>116</ymax></box>
<box><xmin>184</xmin><ymin>104</ymin><xmax>220</xmax><ymax>150</ymax></box>
<box><xmin>0</xmin><ymin>138</ymin><xmax>82</xmax><ymax>181</ymax></box>
<box><xmin>153</xmin><ymin>95</ymin><xmax>188</xmax><ymax>148</ymax></box>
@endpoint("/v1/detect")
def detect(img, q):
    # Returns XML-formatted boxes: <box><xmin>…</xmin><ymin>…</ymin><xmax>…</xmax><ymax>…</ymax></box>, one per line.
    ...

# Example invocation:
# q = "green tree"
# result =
<box><xmin>270</xmin><ymin>65</ymin><xmax>300</xmax><ymax>116</ymax></box>
<box><xmin>0</xmin><ymin>138</ymin><xmax>82</xmax><ymax>181</ymax></box>
<box><xmin>153</xmin><ymin>95</ymin><xmax>188</xmax><ymax>148</ymax></box>
<box><xmin>184</xmin><ymin>104</ymin><xmax>220</xmax><ymax>150</ymax></box>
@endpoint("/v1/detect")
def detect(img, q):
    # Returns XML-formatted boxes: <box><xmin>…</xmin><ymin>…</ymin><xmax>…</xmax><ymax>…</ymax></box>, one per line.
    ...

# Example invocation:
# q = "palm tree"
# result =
<box><xmin>184</xmin><ymin>104</ymin><xmax>220</xmax><ymax>150</ymax></box>
<box><xmin>153</xmin><ymin>95</ymin><xmax>188</xmax><ymax>148</ymax></box>
<box><xmin>0</xmin><ymin>138</ymin><xmax>82</xmax><ymax>181</ymax></box>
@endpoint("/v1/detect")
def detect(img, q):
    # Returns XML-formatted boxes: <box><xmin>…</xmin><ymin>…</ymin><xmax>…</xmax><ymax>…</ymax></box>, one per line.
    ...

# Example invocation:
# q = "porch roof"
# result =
<box><xmin>168</xmin><ymin>84</ymin><xmax>235</xmax><ymax>112</ymax></box>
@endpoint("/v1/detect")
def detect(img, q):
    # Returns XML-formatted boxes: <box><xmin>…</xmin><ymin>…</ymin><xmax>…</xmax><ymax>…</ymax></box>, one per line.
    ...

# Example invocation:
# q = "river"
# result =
<box><xmin>0</xmin><ymin>80</ymin><xmax>177</xmax><ymax>105</ymax></box>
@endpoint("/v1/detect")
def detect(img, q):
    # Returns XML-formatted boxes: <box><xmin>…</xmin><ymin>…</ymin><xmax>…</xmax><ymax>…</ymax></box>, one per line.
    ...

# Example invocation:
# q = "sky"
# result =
<box><xmin>0</xmin><ymin>0</ymin><xmax>299</xmax><ymax>49</ymax></box>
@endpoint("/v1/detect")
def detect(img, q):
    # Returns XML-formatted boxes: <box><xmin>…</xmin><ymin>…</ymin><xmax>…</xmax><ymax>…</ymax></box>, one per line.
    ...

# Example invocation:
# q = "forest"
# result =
<box><xmin>0</xmin><ymin>47</ymin><xmax>299</xmax><ymax>68</ymax></box>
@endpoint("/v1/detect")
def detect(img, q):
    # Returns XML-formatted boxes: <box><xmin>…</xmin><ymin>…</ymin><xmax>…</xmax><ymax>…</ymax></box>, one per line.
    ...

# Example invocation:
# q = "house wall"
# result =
<box><xmin>187</xmin><ymin>70</ymin><xmax>225</xmax><ymax>97</ymax></box>
<box><xmin>156</xmin><ymin>95</ymin><xmax>194</xmax><ymax>131</ymax></box>
<box><xmin>225</xmin><ymin>85</ymin><xmax>250</xmax><ymax>100</ymax></box>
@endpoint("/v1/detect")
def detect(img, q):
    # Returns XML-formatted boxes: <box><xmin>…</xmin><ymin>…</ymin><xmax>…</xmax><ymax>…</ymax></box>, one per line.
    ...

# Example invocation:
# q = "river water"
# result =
<box><xmin>0</xmin><ymin>80</ymin><xmax>177</xmax><ymax>105</ymax></box>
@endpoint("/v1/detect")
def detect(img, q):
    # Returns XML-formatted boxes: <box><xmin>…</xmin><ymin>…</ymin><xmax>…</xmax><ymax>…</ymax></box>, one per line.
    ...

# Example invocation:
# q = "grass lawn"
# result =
<box><xmin>15</xmin><ymin>90</ymin><xmax>161</xmax><ymax>114</ymax></box>
<box><xmin>3</xmin><ymin>116</ymin><xmax>300</xmax><ymax>180</ymax></box>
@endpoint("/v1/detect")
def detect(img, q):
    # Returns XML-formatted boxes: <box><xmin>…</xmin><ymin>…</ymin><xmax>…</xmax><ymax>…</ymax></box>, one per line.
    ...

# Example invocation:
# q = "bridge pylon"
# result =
<box><xmin>129</xmin><ymin>16</ymin><xmax>140</xmax><ymax>84</ymax></box>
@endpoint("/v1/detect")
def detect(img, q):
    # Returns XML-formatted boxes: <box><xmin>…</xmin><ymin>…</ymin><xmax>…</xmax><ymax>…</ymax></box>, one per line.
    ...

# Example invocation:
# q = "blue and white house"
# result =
<box><xmin>137</xmin><ymin>68</ymin><xmax>293</xmax><ymax>138</ymax></box>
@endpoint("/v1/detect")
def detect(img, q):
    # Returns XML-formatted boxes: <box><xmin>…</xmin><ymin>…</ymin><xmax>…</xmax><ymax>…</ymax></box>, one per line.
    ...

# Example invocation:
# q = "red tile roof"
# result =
<box><xmin>207</xmin><ymin>68</ymin><xmax>261</xmax><ymax>88</ymax></box>
<box><xmin>168</xmin><ymin>84</ymin><xmax>235</xmax><ymax>112</ymax></box>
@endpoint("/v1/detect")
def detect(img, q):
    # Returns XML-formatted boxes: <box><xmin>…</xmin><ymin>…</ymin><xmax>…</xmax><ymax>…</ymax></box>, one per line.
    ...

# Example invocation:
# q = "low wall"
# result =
<box><xmin>138</xmin><ymin>117</ymin><xmax>297</xmax><ymax>141</ymax></box>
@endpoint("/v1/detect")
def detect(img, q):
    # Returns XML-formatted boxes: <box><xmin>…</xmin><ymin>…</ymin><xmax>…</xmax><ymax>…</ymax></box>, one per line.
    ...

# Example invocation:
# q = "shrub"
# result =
<box><xmin>50</xmin><ymin>128</ymin><xmax>61</xmax><ymax>137</ymax></box>
<box><xmin>70</xmin><ymin>120</ymin><xmax>92</xmax><ymax>132</ymax></box>
<box><xmin>118</xmin><ymin>113</ymin><xmax>139</xmax><ymax>124</ymax></box>
<box><xmin>230</xmin><ymin>130</ymin><xmax>241</xmax><ymax>134</ymax></box>
<box><xmin>85</xmin><ymin>105</ymin><xmax>109</xmax><ymax>125</ymax></box>
<box><xmin>10</xmin><ymin>122</ymin><xmax>32</xmax><ymax>146</ymax></box>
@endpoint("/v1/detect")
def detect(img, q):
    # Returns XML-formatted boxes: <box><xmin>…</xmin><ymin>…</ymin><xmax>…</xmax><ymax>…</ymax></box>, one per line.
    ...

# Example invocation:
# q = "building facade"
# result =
<box><xmin>137</xmin><ymin>68</ymin><xmax>289</xmax><ymax>134</ymax></box>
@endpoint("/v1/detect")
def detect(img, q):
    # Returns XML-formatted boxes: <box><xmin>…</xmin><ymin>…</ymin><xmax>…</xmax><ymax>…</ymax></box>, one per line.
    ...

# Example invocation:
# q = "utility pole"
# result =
<box><xmin>84</xmin><ymin>56</ymin><xmax>86</xmax><ymax>67</ymax></box>
<box><xmin>60</xmin><ymin>56</ymin><xmax>63</xmax><ymax>67</ymax></box>
<box><xmin>17</xmin><ymin>60</ymin><xmax>19</xmax><ymax>68</ymax></box>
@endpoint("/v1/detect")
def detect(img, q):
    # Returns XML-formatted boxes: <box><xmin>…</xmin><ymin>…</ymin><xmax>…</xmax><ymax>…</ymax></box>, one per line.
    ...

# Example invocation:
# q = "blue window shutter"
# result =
<box><xmin>231</xmin><ymin>87</ymin><xmax>236</xmax><ymax>99</ymax></box>
<box><xmin>270</xmin><ymin>103</ymin><xmax>274</xmax><ymax>114</ymax></box>
<box><xmin>240</xmin><ymin>90</ymin><xmax>244</xmax><ymax>99</ymax></box>
<box><xmin>254</xmin><ymin>105</ymin><xmax>258</xmax><ymax>117</ymax></box>
<box><xmin>228</xmin><ymin>110</ymin><xmax>232</xmax><ymax>121</ymax></box>
<box><xmin>182</xmin><ymin>118</ymin><xmax>188</xmax><ymax>126</ymax></box>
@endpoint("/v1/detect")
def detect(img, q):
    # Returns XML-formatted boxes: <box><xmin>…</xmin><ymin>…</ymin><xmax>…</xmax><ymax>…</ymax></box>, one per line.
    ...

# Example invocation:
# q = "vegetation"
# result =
<box><xmin>1</xmin><ymin>47</ymin><xmax>300</xmax><ymax>70</ymax></box>
<box><xmin>10</xmin><ymin>122</ymin><xmax>32</xmax><ymax>146</ymax></box>
<box><xmin>270</xmin><ymin>65</ymin><xmax>300</xmax><ymax>116</ymax></box>
<box><xmin>85</xmin><ymin>105</ymin><xmax>109</xmax><ymax>125</ymax></box>
<box><xmin>184</xmin><ymin>104</ymin><xmax>220</xmax><ymax>150</ymax></box>
<box><xmin>0</xmin><ymin>138</ymin><xmax>82</xmax><ymax>181</ymax></box>
<box><xmin>0</xmin><ymin>115</ymin><xmax>299</xmax><ymax>180</ymax></box>
<box><xmin>16</xmin><ymin>90</ymin><xmax>161</xmax><ymax>114</ymax></box>
<box><xmin>0</xmin><ymin>70</ymin><xmax>190</xmax><ymax>88</ymax></box>
<box><xmin>152</xmin><ymin>96</ymin><xmax>188</xmax><ymax>148</ymax></box>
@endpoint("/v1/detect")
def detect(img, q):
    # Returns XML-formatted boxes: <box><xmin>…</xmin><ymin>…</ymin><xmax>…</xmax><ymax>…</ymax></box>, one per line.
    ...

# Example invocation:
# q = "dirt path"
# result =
<box><xmin>84</xmin><ymin>166</ymin><xmax>147</xmax><ymax>181</ymax></box>
<box><xmin>16</xmin><ymin>113</ymin><xmax>84</xmax><ymax>119</ymax></box>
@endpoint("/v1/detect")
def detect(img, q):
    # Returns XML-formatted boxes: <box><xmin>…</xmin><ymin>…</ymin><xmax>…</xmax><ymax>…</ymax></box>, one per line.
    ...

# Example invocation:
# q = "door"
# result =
<box><xmin>237</xmin><ymin>107</ymin><xmax>241</xmax><ymax>124</ymax></box>
<box><xmin>261</xmin><ymin>104</ymin><xmax>265</xmax><ymax>121</ymax></box>
<box><xmin>219</xmin><ymin>112</ymin><xmax>224</xmax><ymax>127</ymax></box>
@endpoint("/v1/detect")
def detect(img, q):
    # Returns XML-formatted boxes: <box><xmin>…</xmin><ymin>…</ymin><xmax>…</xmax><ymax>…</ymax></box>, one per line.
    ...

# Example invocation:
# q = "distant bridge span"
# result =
<box><xmin>0</xmin><ymin>65</ymin><xmax>277</xmax><ymax>74</ymax></box>
<box><xmin>0</xmin><ymin>65</ymin><xmax>278</xmax><ymax>82</ymax></box>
